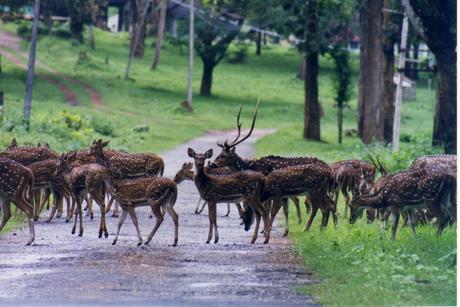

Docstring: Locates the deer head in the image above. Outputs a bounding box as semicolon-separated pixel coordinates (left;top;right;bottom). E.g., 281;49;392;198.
174;162;195;183
213;101;259;168
5;138;18;150
349;192;383;224
55;152;77;176
188;148;213;171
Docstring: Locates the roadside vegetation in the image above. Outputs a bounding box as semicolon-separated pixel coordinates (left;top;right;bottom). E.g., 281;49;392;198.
0;21;455;306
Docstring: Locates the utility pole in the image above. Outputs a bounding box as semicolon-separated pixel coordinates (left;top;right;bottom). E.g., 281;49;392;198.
23;0;40;130
183;0;194;112
392;13;409;152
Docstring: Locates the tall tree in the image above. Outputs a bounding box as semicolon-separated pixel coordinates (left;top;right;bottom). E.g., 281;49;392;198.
382;0;402;144
150;0;167;70
23;0;40;130
358;0;384;144
403;0;456;153
66;0;96;43
195;0;248;96
129;0;149;58
303;0;321;140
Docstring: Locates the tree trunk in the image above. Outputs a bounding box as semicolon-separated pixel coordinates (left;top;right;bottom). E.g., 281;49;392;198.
200;59;214;96
23;0;40;130
150;0;167;70
338;99;343;144
382;0;395;144
70;17;84;43
358;0;384;144
255;31;261;56
88;24;95;50
411;41;419;80
432;51;456;153
303;0;320;140
304;53;320;140
134;23;146;58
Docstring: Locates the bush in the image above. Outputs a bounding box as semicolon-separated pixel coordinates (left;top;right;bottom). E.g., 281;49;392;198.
90;118;116;137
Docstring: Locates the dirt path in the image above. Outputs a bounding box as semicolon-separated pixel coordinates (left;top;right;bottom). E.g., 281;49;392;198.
0;129;315;306
0;30;103;107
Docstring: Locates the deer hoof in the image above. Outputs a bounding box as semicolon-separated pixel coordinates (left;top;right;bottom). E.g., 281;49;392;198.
137;242;142;246
214;238;219;244
71;228;76;235
112;240;117;245
104;232;109;238
205;240;210;244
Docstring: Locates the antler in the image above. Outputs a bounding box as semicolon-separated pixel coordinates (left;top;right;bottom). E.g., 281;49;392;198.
217;104;244;148
368;155;387;176
224;99;260;149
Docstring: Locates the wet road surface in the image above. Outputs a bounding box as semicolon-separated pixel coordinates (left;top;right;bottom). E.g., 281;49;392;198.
0;129;316;306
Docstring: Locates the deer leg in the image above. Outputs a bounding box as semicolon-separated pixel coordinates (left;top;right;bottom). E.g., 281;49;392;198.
112;209;128;245
222;203;230;217
251;211;261;244
206;202;216;243
195;198;203;214
86;195;94;220
71;198;79;235
0;200;11;232
40;189;51;215
47;190;62;223
93;189;108;238
197;200;207;215
32;190;41;221
303;205;318;232
67;197;75;223
105;196;115;214
282;198;289;237
211;203;219;243
26;217;35;246
305;197;311;214
320;206;329;229
235;203;243;218
126;206;142;246
268;198;283;232
390;207;400;240
342;186;350;218
145;204;164;245
164;206;179;246
407;208;416;237
112;202;119;218
291;196;302;224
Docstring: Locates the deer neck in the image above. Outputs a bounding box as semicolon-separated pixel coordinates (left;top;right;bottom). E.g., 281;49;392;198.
359;193;386;209
233;155;251;171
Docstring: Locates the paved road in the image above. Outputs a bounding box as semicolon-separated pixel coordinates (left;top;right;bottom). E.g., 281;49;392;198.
0;129;316;306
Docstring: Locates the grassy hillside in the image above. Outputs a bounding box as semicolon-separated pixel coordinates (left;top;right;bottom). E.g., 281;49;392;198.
0;21;454;306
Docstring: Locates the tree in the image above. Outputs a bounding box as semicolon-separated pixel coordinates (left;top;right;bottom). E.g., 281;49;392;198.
150;0;167;70
66;0;96;43
357;0;384;144
403;0;456;153
195;0;248;96
247;0;285;56
129;0;149;58
23;0;40;130
382;0;402;144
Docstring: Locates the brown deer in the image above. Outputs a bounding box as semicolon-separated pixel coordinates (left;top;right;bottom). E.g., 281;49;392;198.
329;160;376;217
176;162;244;218
0;158;36;245
84;141;179;246
349;165;455;239
55;142;110;238
26;159;72;223
0;144;59;165
187;148;269;244
212;103;331;232
244;163;336;237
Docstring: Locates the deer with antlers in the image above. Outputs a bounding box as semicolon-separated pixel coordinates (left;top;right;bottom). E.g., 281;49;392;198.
0;158;36;245
349;164;456;239
187;148;269;244
212;103;334;234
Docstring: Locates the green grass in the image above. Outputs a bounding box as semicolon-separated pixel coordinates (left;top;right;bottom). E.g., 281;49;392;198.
0;21;455;305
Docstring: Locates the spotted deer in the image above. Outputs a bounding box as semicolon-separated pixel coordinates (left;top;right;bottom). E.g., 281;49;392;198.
329;159;376;217
212;103;332;233
349;164;456;239
176;162;244;218
0;158;36;245
26;159;72;223
0;143;59;165
188;148;269;244
55;143;111;238
85;140;179;246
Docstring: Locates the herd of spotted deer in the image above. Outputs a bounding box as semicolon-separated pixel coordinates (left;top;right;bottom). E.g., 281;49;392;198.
0;103;456;247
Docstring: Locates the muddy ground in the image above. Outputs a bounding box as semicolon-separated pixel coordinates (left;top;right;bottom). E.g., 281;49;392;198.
0;129;316;306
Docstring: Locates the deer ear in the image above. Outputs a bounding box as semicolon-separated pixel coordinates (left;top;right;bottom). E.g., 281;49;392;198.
230;147;236;153
187;148;196;158
102;140;110;147
205;149;213;159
